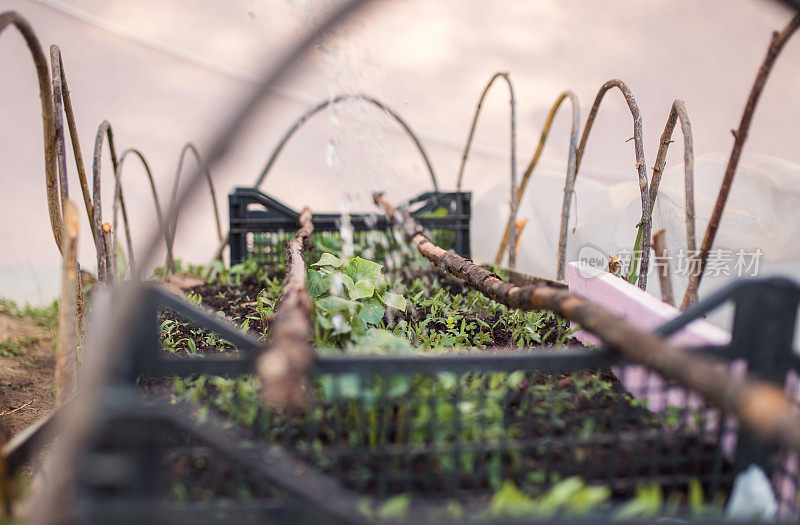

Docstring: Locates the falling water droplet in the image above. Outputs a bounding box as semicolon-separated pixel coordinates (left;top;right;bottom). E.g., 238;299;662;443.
326;141;337;167
340;195;355;258
332;313;347;332
331;273;344;296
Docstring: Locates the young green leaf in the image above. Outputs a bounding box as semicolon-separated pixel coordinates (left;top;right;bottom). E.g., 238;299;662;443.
312;252;344;268
341;256;383;286
316;295;357;313
307;269;331;298
349;279;375;300
380;291;407;312
358;297;385;325
331;272;355;296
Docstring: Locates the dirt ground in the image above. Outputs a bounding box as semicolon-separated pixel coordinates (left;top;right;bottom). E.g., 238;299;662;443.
0;312;56;437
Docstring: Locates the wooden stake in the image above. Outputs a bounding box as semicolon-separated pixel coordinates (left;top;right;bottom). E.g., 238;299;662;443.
374;192;800;453
56;200;79;406
652;229;675;307
256;208;315;409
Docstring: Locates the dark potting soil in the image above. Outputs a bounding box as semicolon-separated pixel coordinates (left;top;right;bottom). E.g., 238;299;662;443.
152;267;733;505
270;367;733;501
157;275;279;358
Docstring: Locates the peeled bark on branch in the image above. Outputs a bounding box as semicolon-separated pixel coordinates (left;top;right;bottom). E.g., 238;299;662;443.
256;208;315;409
374;192;800;454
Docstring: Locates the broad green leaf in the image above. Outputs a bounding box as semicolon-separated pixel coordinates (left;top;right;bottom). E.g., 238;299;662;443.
316;313;333;330
358;297;385;325
307;269;331;298
312;252;344;268
349;312;367;337
349;279;375;300
380;291;407;312
330;272;354;296
341;256;383;286
316;295;356;313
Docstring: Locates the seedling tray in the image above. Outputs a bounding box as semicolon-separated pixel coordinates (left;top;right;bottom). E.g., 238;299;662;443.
228;187;471;266
70;275;800;523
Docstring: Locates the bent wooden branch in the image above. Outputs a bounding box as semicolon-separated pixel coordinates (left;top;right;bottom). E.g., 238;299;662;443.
494;90;580;279
114;148;174;277
256;208;315;409
168;143;223;271
649;100;697;307
50;45;95;238
374;192;800;453
456;72;518;267
575;80;651;289
685;14;800;309
92;121;121;283
0;12;60;251
254;94;438;192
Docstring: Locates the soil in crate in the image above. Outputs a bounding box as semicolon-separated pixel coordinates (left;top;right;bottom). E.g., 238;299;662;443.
153;265;734;504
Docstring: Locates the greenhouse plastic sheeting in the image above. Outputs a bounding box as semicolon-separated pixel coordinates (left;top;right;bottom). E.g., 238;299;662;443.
474;152;800;332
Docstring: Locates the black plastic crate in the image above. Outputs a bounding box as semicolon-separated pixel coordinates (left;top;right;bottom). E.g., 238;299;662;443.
62;277;800;522
228;187;471;266
201;356;739;502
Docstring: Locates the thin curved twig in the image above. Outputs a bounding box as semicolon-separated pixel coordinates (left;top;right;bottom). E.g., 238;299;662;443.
648;100;697;306
92;121;124;282
114;148;175;278
50;47;69;213
456;72;518;266
50;45;95;238
574;79;651;289
684;14;800;309
206;92;439;265
252;93;438;191
0;12;60;250
493;90;580;281
167;143;223;272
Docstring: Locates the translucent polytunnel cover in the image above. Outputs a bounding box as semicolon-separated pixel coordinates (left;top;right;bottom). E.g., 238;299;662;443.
477;151;800;333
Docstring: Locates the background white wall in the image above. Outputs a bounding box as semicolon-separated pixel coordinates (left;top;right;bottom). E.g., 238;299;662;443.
1;0;799;305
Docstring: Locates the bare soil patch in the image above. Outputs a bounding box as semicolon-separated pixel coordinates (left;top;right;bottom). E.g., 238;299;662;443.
0;312;56;436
